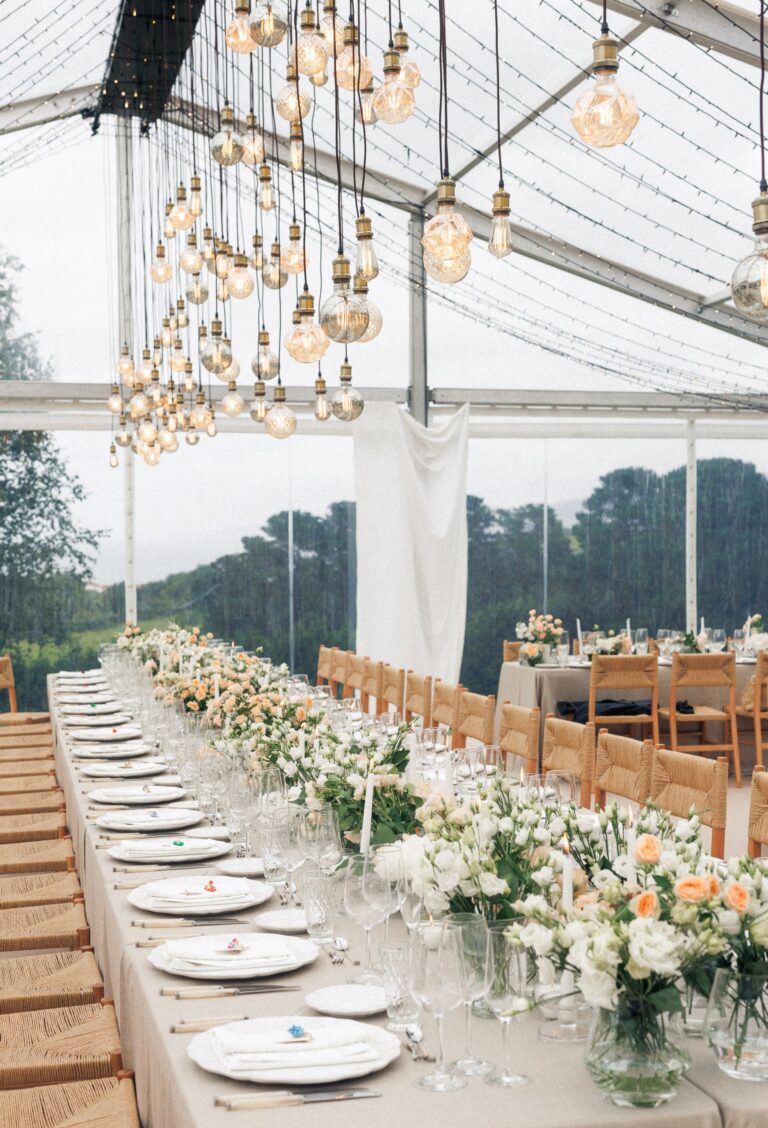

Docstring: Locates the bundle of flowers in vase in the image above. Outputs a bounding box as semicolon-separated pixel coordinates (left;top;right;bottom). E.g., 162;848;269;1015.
515;609;565;666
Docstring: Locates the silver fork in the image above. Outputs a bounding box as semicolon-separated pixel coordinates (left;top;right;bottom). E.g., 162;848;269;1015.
324;945;344;965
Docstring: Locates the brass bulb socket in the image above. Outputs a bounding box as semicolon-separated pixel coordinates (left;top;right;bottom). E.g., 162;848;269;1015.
211;317;223;336
223;337;232;349
274;385;287;403
323;0;335;12
258;329;271;346
191;175;201;191
339;364;352;382
176;185;187;201
234;252;248;268
173;337;182;349
300;6;316;30
203;225;213;239
591;32;619;73
360;78;374;94
186;232;198;248
270;241;281;256
298;290;315;314
110;382;120;395
492;188;511;216
382;48;401;74
245;111;257;130
165;201;173;215
353;271;368;294
355;214;373;240
252;233;263;248
289;119;303;142
155;243;165;259
150;368;160;383
332;254;352;283
235;1;249;13
343;22;359;47
315;377;327;394
393;27;409;52
198;325;207;340
752;191;768;235
254;380;266;396
436;177;456;205
259;163;272;183
227;381;237;392
195;391;206;405
288;222;301;240
291;308;301;324
220;104;235;125
162;317;170;328
120;343;129;355
176;297;186;311
142;348;151;360
286;60;297;80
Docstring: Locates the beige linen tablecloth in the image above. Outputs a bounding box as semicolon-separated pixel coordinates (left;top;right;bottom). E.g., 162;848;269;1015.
46;675;762;1128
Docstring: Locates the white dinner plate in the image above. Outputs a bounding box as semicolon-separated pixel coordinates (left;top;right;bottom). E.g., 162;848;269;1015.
69;725;143;742
64;713;133;728
79;759;170;779
305;984;387;1018
185;825;230;841
254;908;307;933
107;837;233;864
57;693;117;705
71;742;152;759
95;807;204;832
187;1015;400;1085
150;932;318;981
216;856;264;877
57;669;104;679
128;875;273;916
87;784;187;805
61;702;124;715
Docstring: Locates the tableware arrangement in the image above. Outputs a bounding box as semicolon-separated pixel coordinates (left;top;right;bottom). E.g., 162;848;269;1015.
107;837;232;864
64;713;134;728
72;742;153;759
69;725;143;742
128;875;272;916
95;807;204;832
148;931;319;979
80;759;170;779
88;784;188;805
254;908;307;934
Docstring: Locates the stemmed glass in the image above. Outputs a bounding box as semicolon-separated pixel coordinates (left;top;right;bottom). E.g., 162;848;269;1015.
484;922;531;1087
408;921;467;1092
711;628;727;653
373;843;404;945
733;629;746;657
343;853;391;984
269;806;307;905
545;769;578;806
301;803;344;873
447;913;493;1076
398;869;424;938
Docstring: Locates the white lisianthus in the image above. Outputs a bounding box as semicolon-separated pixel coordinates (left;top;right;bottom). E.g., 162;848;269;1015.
519;921;554;957
578;966;618;1011
478;870;508;898
626;918;683;979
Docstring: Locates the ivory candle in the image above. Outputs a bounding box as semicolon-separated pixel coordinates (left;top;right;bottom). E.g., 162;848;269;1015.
561;836;574;912
359;771;375;855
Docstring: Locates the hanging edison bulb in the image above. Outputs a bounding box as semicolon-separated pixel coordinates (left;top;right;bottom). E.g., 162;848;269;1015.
170;184;194;231
249;233;264;271
226;2;255;51
144;442;162;466
169;304;178;333
217;277;230;305
265;384;297;438
176;298;188;330
158;427;178;452
331;361;364;420
355;78;377;125
138;416;158;445
393;26;420;89
227;253;255;299
215;240;233;278
240;112;265;165
320;254;369;342
169;338;187;373
372;48;415;124
136;348;152;386
354;214;378;280
163;201;175;240
221;381;246;417
353;273;382;342
186;272;209;305
250;328;280;379
281;223;307;274
421;178;473;283
335;21;372;91
115;343;134;383
185;431;200;446
250;381;268;421
296;3;329;74
289;120;304;171
276;62;311;120
320;0;345;54
311;65;329;87
258;163;275;211
216;356;241;385
152;335;162;365
150;243;172;284
189;175;203;219
148;368;163;408
115;415;132;446
731;188;768;321
129;389;150;419
211;104;244;165
107;384;124;414
109;442;118;469
160;317;173;349
202;227;215;268
189;391;213;430
488;186;513;259
263;241;288;289
571;31;639;148
207;409;218;437
249;0;287;46
180;232;203;274
201;319;233;375
284;290;330;362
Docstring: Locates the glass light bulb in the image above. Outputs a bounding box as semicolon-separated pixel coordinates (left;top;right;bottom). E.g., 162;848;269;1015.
265;401;297;438
290;134;304;171
161;324;173;348
421;203;474;260
335;46;372;91
423;247;471;284
489;215;513;258
249;1;287;46
109;446;118;469
320;9;345;54
281;239;307;274
331;382;364;421
251;346;280;379
217;279;230;304
180;243;203;274
138;418;158;444
227;266;254;299
355;237;378;281
241;129;265;165
215;249;232;278
169;199;194;231
170;349;187;373
150;251;172;284
207;417;218;437
260;180;275;211
284;316;329;362
201;338;233;375
275;80;310;121
357;296;382;342
250;395;268;421
190;400;213;430
115;427;132;447
221;387;245;416
296;30;329;75
399;58;421;89
115;351;134;381
107;389;124;414
731;235;768;321
185;431;200;446
225;8;255;52
372;76;415;124
355;87;377;125
263;256;288;289
136;357;153;386
158;427;176;451
319;285;369;343
164;212;175;240
219;357;241;384
210;123;244;166
186;275;209;305
129;391;150;418
571;71;639;148
175;305;188;330
314;389;330;421
249;240;264;270
189;187;203;218
144;443;162;466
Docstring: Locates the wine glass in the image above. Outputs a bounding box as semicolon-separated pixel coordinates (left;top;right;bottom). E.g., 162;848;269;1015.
268;806;307;905
733;629;746;657
398;869;424;937
483;922;531;1087
447;912;493;1076
301;803;344;873
408;921;466;1092
373;843;404;945
343;853;391;984
545;769;578;806
711;628;727;653
634;628;649;655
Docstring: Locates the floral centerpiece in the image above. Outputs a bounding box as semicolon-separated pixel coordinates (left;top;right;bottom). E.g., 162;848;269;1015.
589;627;627;657
515;609;565;666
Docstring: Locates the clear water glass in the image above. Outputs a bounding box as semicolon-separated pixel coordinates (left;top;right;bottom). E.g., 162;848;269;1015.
381;946;419;1031
300;868;334;944
484;922;531;1087
343;853;390;984
634;628;649;655
409;922;467;1092
448;913;493;1077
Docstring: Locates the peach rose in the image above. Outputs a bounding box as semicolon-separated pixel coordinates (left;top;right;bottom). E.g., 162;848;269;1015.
674;876;709;903
633;833;662;865
706;874;721;898
631;890;660;918
725;882;750;914
296;707;306;722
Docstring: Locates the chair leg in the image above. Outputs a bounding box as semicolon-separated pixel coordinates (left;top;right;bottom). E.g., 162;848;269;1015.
669;711;678;751
711;827;725;860
748;836;762;859
579;777;592;810
755;713;763;768
731;715;742;789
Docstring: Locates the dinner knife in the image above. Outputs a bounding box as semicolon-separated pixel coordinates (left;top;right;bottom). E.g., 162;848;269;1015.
214;1088;381;1110
161;984;302;999
131;918;250;927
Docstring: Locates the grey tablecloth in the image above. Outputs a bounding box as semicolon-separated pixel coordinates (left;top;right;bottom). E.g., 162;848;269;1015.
46;675;764;1128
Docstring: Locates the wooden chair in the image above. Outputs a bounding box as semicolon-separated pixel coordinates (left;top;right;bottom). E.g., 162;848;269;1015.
0;760;55;779
747;768;768;858
0;872;82;911
588;655;660;745
659;652;741;788
0;657;49;725
650;747;728;859
379;664;406;716
498;703;540;777
360;659;383;715
0;812;68;845
316;645;333;687
0;789;64;816
328;648;350;700
455;690;496;750
0;722;52;740
0;838;76;875
344;653;367;700
0;734;53;753
594;730;655;808
0;999;123;1088
0;901;90;952
431;680;464;741
503;640;521;663
542;714;596;809
0;772;58;796
0;746;53;763
0;1076;140;1128
735;651;768;767
404;672;433;728
0;950;103;1015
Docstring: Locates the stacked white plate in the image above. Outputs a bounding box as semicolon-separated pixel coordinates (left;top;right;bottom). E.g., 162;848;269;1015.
149;931;317;979
61;702;124;716
79;759;171;780
69;725;143;742
128;874;272;916
95;807;203;832
57;693;117;705
57;669;104;680
87;784;187;805
108;837;232;864
64;714;133;728
72;742;153;760
187;1015;400;1085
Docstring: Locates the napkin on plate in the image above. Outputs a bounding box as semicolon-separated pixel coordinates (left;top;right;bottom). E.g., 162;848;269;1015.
164;934;292;974
117;838;218;858
147;877;252;910
212;1019;376;1070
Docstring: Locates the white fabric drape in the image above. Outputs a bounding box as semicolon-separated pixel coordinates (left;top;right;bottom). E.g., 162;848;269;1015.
353;403;469;683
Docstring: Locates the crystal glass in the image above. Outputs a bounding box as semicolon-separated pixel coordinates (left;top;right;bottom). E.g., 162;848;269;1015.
535;967;590;1043
343;853;390;984
381;945;419;1031
705;969;768;1080
261;821;289;894
268;806;306;905
483;922;531;1087
544;769;578;806
556;630;570;666
586;1005;689;1106
301;803;343;872
733;629;746;656
711;628;727;653
398;869;424;936
300;868;334;944
447;913;493;1076
634;628;649;655
409;922;467;1091
373;842;404;946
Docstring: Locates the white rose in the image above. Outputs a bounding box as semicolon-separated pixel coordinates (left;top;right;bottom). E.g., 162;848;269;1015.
578;966;618;1011
717;909;742;936
519;922;554;957
478;871;508;898
626;918;683;978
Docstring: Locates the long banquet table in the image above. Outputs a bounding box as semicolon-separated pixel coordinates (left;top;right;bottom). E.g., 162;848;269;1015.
47;674;768;1128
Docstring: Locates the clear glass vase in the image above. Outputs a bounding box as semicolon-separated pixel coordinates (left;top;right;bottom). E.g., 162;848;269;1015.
585;1004;690;1108
705;969;768;1081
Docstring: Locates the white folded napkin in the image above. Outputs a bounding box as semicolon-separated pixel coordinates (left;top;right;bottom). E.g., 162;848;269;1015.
164;934;292;973
118;837;217;858
103;809;197;829
147;877;252;910
213;1019;376;1071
